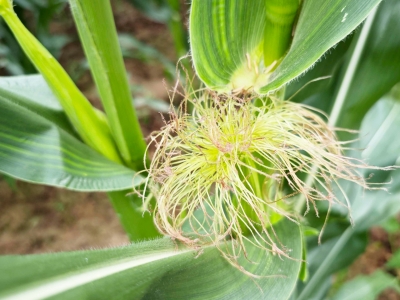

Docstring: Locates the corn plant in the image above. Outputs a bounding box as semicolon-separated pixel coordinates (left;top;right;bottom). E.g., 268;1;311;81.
0;0;68;74
0;0;400;299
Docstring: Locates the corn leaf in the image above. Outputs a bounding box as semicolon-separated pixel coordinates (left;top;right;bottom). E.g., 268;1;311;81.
0;75;75;134
190;0;382;94
286;0;400;140
0;76;140;191
69;0;146;170
330;271;400;300
350;97;400;230
296;94;400;300
0;219;302;300
107;191;161;242
332;0;400;131
0;1;122;163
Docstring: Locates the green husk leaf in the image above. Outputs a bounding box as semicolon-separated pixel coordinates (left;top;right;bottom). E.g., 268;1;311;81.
190;0;382;94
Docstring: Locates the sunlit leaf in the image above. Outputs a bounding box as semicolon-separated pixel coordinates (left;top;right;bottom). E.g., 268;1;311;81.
0;220;302;300
70;0;147;169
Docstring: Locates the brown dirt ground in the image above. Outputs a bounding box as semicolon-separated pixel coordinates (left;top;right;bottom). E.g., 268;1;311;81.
0;180;129;254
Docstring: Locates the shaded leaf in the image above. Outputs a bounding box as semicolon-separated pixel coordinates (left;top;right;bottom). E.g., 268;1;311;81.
336;0;400;131
0;75;74;134
107;190;161;242
0;91;140;192
285;38;353;111
297;96;400;299
119;33;175;78
330;271;400;300
351;97;400;230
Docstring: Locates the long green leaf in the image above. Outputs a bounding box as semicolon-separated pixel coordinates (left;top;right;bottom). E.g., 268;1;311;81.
69;0;146;170
326;5;379;127
286;0;400;128
260;0;382;93
0;220;302;300
190;0;382;94
287;1;383;136
67;0;161;238
0;85;140;192
0;0;122;163
333;0;400;131
297;95;400;300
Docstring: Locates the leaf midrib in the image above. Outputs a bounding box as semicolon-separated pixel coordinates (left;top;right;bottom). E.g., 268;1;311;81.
0;249;192;300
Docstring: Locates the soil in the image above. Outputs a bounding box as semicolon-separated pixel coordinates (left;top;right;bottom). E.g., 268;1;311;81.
0;180;129;254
